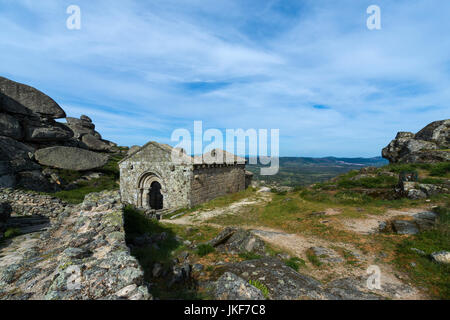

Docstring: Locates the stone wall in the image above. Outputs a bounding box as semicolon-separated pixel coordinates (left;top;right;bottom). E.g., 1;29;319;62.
0;188;68;218
0;190;150;300
190;164;245;207
119;143;192;210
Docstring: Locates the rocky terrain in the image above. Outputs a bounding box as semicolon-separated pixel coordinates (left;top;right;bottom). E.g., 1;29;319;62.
0;190;150;300
0;83;448;302
0;76;119;191
383;120;449;163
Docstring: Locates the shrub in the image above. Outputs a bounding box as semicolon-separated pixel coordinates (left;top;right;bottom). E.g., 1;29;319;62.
239;252;262;260
429;162;450;177
248;279;269;299
419;177;444;185
306;249;322;267
337;175;397;189
284;257;306;271
4;228;21;239
48;153;125;204
387;163;431;173
196;244;215;257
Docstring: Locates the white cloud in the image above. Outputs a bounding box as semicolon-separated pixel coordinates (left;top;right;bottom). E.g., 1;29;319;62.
0;0;449;156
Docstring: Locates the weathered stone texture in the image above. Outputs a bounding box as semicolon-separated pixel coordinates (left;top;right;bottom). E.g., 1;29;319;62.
382;119;449;163
0;76;121;191
35;146;109;171
0;190;151;300
0;76;66;118
119;142;192;210
191;165;245;207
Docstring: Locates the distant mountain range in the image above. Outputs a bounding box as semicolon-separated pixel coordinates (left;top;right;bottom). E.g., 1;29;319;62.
246;156;388;187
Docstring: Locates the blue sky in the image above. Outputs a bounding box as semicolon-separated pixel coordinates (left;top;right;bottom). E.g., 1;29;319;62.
0;0;449;157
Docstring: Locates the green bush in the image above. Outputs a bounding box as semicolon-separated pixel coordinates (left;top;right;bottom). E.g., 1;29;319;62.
196;244;215;257
419;177;444;185
4;228;21;239
284;257;306;271
387;163;431;173
306;250;322;267
429;162;450;177
239;252;262;260
249;279;269;299
47;153;125;204
337;175;397;189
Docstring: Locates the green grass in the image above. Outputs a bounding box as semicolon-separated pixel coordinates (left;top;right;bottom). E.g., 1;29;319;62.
123;205;180;264
248;279;269;299
393;204;450;299
196;244;215;257
48;153;125;204
284;257;306;271
419;177;446;185
385;162;450;178
429;162;450;177
306;249;323;267
337;175;398;189
3;228;21;239
239;252;263;260
122;205;207;300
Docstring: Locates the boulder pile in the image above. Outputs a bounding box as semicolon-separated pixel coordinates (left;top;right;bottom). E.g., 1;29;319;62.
0;76;118;191
382;120;450;163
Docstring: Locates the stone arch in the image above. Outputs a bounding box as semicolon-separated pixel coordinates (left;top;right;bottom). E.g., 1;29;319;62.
136;172;167;209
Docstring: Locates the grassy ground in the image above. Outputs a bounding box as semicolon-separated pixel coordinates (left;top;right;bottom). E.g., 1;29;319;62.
46;153;125;204
204;162;449;298
393;204;450;299
123;204;304;299
165;187;258;219
43;157;449;299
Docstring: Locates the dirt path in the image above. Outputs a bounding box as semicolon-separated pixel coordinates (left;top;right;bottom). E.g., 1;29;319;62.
339;207;430;234
162;191;428;299
164;193;271;226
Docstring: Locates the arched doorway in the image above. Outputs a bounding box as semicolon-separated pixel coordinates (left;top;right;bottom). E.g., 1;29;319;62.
149;181;163;210
137;172;165;209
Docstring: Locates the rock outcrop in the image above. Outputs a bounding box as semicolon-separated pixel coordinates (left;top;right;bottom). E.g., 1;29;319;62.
35;147;109;171
382;120;450;163
207;227;266;255
0;190;151;300
0;76;119;191
213;272;266;300
0;76;66;119
212;257;386;300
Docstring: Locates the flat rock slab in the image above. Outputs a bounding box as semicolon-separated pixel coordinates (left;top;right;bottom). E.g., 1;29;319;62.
220;258;325;300
213;272;266;300
309;246;344;264
392;220;419;235
0;76;66;119
208;227;266;255
35;146;108;171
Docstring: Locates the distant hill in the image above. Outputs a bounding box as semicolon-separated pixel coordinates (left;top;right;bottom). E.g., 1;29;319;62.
246;156;388;187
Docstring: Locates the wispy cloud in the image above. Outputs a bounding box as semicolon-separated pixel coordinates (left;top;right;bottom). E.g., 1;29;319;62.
0;0;449;157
